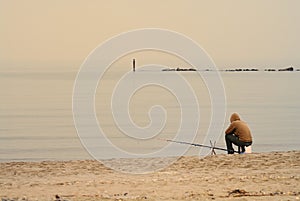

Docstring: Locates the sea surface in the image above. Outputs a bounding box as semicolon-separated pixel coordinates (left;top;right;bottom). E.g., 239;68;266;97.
0;68;299;162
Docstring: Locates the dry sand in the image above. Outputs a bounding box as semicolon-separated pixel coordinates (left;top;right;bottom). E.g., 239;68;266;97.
1;151;299;201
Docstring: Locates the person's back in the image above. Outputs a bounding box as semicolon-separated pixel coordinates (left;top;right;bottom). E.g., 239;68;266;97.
226;120;252;142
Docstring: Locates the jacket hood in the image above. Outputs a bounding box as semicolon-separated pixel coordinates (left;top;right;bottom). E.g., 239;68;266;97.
230;113;240;123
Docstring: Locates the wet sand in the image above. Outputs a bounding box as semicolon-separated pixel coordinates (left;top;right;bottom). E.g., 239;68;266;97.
1;151;299;201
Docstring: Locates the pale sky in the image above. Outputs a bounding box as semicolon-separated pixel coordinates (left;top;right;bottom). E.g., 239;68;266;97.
1;0;300;69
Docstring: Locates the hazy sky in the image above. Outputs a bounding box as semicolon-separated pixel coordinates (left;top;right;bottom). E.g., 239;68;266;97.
1;0;300;69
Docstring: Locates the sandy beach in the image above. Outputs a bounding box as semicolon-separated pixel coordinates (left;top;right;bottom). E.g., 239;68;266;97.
1;151;299;201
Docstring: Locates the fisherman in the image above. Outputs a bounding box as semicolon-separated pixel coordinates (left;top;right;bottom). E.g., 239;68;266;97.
225;113;252;154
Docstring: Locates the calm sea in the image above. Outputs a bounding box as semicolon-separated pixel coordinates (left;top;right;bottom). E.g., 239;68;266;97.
0;68;299;162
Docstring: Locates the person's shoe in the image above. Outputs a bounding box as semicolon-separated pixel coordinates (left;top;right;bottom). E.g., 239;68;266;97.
228;150;235;154
239;152;246;154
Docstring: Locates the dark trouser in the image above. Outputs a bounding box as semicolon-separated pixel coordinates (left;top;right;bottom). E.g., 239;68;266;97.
225;134;252;154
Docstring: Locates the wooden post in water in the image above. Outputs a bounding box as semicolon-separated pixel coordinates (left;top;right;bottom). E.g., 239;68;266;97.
132;58;136;72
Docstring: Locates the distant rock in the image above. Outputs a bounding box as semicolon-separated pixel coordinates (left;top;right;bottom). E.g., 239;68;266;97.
162;68;196;71
162;68;176;71
278;66;294;71
225;68;258;72
264;68;276;71
242;68;258;71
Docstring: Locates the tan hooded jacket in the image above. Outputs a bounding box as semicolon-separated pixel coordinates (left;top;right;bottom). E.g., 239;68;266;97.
225;113;252;142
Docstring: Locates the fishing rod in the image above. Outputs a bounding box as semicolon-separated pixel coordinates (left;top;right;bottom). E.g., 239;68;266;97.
159;138;239;153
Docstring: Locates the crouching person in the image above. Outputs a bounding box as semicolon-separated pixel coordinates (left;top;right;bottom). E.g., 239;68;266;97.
225;113;252;154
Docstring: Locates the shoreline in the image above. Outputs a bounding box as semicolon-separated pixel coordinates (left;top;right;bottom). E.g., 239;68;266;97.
1;149;299;163
1;151;299;201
